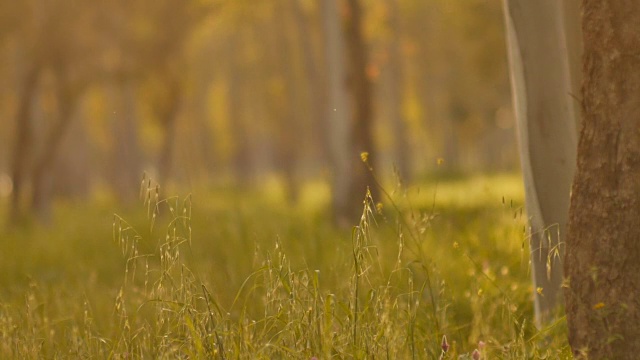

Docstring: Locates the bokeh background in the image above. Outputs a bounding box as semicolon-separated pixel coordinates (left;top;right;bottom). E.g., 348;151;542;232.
0;0;516;226
0;2;569;358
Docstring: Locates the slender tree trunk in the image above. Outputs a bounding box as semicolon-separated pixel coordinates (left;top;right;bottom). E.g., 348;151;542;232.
222;32;255;186
565;2;640;358
191;69;217;177
52;109;91;200
291;0;330;169
443;94;463;169
321;0;352;226
157;77;182;185
502;0;581;327
344;0;378;212
271;0;300;203
387;0;411;183
108;80;143;200
31;76;79;222
9;64;40;224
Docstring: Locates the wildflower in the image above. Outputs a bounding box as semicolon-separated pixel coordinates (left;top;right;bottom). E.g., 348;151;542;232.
453;241;459;249
441;335;450;353
360;152;369;162
478;340;486;349
375;202;384;214
437;158;445;166
472;349;481;360
536;287;544;296
593;302;605;310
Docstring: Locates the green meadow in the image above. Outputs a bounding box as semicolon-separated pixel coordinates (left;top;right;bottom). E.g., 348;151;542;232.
0;173;570;359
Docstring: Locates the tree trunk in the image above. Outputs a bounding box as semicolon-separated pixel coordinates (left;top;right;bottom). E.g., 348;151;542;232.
387;0;411;183
108;80;143;201
52;113;91;200
31;75;79;223
565;2;640;358
344;0;378;217
9;64;40;224
157;77;182;185
291;0;330;170
321;0;352;226
271;0;300;203
220;35;253;185
502;0;581;327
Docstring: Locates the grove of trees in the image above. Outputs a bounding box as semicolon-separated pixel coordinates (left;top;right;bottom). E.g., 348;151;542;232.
2;0;640;357
0;0;516;226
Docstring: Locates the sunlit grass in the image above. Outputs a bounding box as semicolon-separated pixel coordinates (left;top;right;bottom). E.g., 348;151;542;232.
0;173;571;358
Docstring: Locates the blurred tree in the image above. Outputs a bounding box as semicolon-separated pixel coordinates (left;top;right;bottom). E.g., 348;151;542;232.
8;0;105;223
52;110;91;201
291;0;330;170
225;38;253;185
118;0;216;185
266;0;303;201
30;62;89;221
218;3;280;186
344;0;378;215
323;0;378;225
322;0;351;225
385;0;411;183
107;81;143;200
182;29;219;181
401;0;512;172
9;61;40;224
89;1;145;200
503;0;581;326
147;5;188;184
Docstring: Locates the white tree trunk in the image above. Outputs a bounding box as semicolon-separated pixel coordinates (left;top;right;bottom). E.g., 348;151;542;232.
321;0;352;226
502;0;581;327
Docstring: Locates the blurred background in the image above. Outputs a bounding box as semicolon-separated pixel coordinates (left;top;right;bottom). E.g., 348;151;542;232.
0;0;517;226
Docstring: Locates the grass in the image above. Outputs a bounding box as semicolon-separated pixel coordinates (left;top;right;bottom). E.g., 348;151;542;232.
0;172;571;359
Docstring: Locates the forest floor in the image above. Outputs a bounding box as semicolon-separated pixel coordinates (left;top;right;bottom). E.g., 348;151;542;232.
0;172;571;359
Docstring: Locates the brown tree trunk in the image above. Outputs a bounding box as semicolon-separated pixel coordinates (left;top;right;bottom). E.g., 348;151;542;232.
157;77;182;185
271;0;300;203
9;64;40;224
387;0;411;183
565;1;640;358
291;0;330;169
108;80;143;201
31;75;79;222
227;69;252;185
219;35;250;185
344;0;378;214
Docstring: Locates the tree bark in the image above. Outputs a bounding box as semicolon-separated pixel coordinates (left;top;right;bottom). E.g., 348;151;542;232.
565;1;640;358
502;0;581;327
